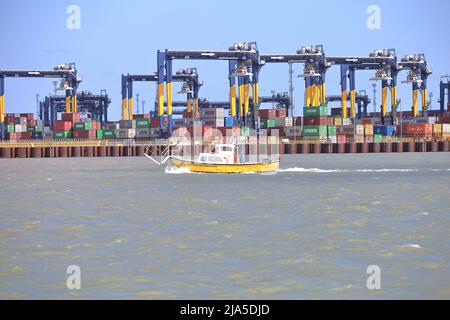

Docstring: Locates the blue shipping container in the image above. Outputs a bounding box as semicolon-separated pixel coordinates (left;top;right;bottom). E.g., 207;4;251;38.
374;125;396;136
224;117;235;127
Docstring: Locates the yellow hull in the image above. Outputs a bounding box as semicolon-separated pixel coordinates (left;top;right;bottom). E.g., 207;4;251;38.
170;158;279;174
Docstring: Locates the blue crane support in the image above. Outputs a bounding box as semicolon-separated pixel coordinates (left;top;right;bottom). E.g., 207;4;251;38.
439;76;450;115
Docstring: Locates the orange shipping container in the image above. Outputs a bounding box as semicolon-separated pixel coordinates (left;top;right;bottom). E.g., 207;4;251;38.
54;121;73;131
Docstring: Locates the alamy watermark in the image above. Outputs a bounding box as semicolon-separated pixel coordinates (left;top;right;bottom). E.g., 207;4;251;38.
366;265;381;290
66;5;81;30
66;265;81;290
367;5;381;30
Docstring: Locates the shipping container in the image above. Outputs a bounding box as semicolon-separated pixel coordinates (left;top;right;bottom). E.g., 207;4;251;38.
303;106;328;117
116;129;136;139
53;131;72;139
224;117;235;127
355;125;365;135
74;122;94;131
259;109;277;119
364;124;374;136
54;121;73;131
119;120;136;129
261;119;276;129
328;126;337;137
374;125;396;136
73;130;97;139
240;127;251;137
104;122;120;130
302;126;328;137
62;112;81;122
201;108;225;118
336;135;346;144
203;119;224;128
135;118;151;129
135;129;151;138
14;124;27;133
303;116;329;126
276;109;287;118
397;124;433;136
336;125;355;135
182;112;201;119
133;114;151;119
103;129;116;139
285;127;302;138
6;124;15;133
373;134;383;143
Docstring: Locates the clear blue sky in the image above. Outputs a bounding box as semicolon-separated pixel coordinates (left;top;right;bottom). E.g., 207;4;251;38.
1;0;449;120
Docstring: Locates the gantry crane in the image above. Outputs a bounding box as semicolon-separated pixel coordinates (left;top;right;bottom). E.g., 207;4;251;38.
121;68;203;121
327;49;398;122
0;63;81;138
260;45;329;110
158;42;261;133
396;54;432;118
40;90;111;128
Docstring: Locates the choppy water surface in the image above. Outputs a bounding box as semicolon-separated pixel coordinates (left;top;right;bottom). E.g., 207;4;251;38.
0;153;449;299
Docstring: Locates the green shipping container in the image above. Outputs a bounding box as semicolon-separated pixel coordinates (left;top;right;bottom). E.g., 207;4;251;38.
7;124;15;133
135;119;151;129
261;119;276;129
103;129;116;139
96;130;104;139
374;134;383;143
303;105;328;117
27;126;35;132
53;131;72;139
74;122;93;131
240;127;250;137
302;126;328;137
327;126;337;137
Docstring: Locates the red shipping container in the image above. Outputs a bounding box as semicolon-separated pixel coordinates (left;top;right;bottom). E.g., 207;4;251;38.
361;119;373;125
303;116;329;126
398;124;433;136
62;112;81;122
218;127;240;137
182;112;201;119
27;120;37;127
259;109;277;119
54;121;73;131
150;118;160;128
439;116;450;124
73;130;97;139
337;135;347;144
6;132;19;140
133;114;151;119
294;117;303;126
276;109;287;118
18;132;32;140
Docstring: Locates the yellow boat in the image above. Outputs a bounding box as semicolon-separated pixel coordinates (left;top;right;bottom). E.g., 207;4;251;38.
169;144;280;174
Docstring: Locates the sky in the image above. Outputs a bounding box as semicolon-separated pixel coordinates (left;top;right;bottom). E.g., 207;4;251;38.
1;0;449;120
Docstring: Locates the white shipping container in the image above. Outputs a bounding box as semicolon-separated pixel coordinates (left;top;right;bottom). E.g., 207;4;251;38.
116;129;136;139
15;124;27;133
201;108;225;118
355;125;364;135
443;124;450;134
342;118;352;126
285;127;302;137
284;117;293;127
203;119;224;128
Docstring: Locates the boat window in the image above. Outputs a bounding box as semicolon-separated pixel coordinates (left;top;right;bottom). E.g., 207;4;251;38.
200;156;208;162
222;146;232;152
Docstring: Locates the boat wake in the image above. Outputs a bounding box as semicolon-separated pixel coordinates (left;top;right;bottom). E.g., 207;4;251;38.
164;165;195;175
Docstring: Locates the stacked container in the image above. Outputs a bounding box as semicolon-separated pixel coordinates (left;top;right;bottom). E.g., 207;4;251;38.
201;108;224;128
302;106;333;142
